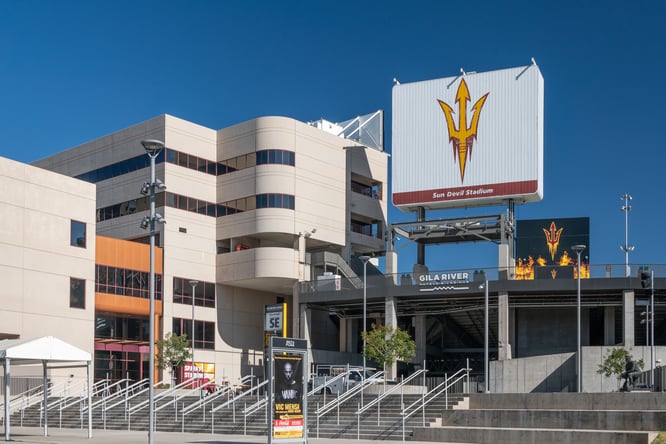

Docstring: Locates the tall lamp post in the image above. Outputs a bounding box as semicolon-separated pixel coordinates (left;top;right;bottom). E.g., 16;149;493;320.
571;244;586;393
620;194;634;277
484;279;489;393
644;271;655;388
189;280;199;388
359;255;371;407
139;139;166;444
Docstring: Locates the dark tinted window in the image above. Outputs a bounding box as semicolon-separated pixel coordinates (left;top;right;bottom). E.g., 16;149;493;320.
70;278;85;309
70;220;86;248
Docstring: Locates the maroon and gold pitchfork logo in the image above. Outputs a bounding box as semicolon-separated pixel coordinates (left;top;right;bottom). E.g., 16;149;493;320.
438;79;489;183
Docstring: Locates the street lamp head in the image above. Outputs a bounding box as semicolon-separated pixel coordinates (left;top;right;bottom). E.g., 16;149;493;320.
140;182;151;195
571;245;586;254
141;139;165;156
189;280;199;288
359;255;371;262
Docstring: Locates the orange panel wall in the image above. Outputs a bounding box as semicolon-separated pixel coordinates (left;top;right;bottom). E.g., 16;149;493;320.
95;235;163;273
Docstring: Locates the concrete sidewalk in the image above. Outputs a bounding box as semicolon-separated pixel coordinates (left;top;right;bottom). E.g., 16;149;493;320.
5;427;470;444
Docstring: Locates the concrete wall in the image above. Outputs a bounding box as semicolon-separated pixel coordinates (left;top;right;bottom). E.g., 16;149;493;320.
491;346;666;393
491;352;576;393
0;156;96;383
468;392;666;410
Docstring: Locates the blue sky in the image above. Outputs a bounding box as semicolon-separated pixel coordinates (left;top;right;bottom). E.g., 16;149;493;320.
1;1;665;274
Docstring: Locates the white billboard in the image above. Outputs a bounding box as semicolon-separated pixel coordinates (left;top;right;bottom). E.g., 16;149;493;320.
392;64;544;211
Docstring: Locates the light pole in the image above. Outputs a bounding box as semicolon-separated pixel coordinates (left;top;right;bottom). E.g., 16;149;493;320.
648;270;655;388
571;244;586;393
359;255;371;406
139;139;166;444
484;279;489;393
189;280;199;388
620;194;634;277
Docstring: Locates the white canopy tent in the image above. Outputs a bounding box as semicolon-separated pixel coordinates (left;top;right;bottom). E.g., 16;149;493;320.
0;336;92;441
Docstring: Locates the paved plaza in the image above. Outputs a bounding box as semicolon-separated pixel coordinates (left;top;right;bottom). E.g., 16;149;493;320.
5;427;466;444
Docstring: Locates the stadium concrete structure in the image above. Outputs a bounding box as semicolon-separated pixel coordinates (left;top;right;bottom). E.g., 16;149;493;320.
1;112;663;393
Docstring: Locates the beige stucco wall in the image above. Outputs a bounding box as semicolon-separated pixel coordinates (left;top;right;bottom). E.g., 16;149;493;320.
0;156;96;382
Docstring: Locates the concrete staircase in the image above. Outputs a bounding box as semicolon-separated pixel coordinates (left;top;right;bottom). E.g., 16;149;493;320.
412;393;666;444
10;390;465;440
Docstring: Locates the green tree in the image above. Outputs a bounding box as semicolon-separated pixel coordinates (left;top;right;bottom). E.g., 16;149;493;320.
361;323;416;370
597;347;644;389
156;333;191;378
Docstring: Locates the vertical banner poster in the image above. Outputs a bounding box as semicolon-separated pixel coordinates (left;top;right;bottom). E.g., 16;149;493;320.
273;355;304;439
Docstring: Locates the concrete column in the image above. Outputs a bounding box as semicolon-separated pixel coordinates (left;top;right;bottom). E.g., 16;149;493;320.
385;296;398;379
623;290;635;347
339;316;348;352
385;250;399;285
292;288;300;338
497;291;512;360
414;315;426;365
604;306;616;346
300;303;313;365
300;303;311;344
346;318;356;353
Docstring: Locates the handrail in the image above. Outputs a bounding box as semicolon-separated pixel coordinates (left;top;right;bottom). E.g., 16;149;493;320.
315;371;385;418
126;377;176;414
401;365;470;440
181;374;255;415
41;379;96;412
306;372;347;396
401;367;467;419
211;378;268;413
356;369;426;415
67;378;126;411
155;378;210;413
1;384;44;414
97;378;150;412
242;395;268;435
242;395;267;415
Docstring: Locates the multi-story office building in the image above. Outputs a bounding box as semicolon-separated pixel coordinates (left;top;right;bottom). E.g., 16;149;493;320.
34;113;389;383
0;156;96;380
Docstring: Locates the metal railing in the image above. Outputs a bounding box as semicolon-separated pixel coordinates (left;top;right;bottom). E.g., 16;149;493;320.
126;377;182;429
0;384;44;418
307;372;348;397
38;379;102;428
91;378;148;430
211;377;267;434
401;363;470;441
356;369;427;439
300;263;666;295
241;394;268;434
180;375;257;432
314;371;385;438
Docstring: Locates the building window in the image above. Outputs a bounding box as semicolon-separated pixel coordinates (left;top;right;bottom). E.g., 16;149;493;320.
173;318;215;350
70;278;86;309
70;220;86;248
95;265;162;300
96;191;296;223
74;148;295;184
173;278;215;308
